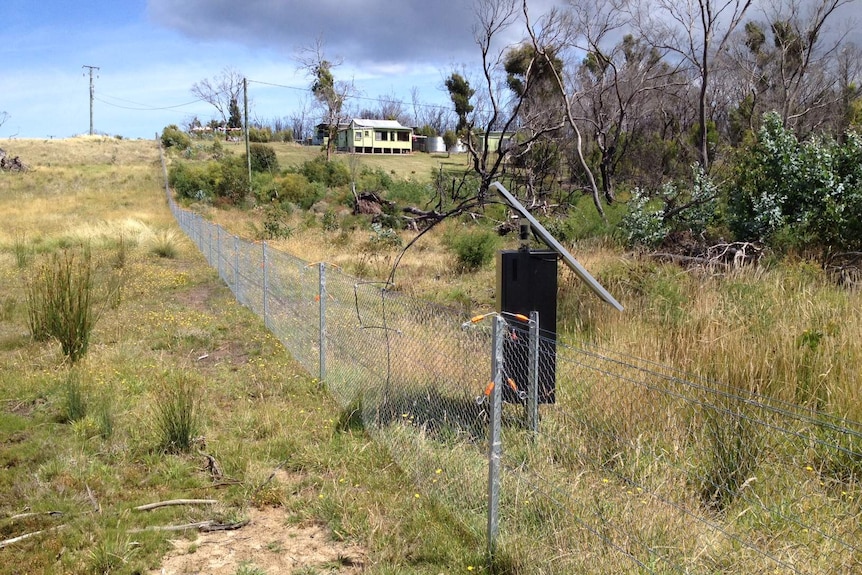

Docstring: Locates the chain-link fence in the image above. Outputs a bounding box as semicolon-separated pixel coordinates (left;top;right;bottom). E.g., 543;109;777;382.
162;152;861;574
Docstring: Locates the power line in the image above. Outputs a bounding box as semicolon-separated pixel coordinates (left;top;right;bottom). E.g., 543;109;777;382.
247;78;453;113
95;94;206;111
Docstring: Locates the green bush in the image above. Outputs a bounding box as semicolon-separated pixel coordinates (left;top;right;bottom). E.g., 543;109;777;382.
275;173;324;210
259;205;293;240
358;166;394;191
161;125;191;150
248;143;279;173
447;228;498;272
214;156;250;205
274;129;294;142
621;165;719;249
299;155;350;187
168;161;216;201
387;180;431;205
248;126;273;143
728;112;862;255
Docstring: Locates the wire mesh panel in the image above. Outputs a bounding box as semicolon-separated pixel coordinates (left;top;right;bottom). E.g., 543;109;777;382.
496;337;862;574
161;157;862;574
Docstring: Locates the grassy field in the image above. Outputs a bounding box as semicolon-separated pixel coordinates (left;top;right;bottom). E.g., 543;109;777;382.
0;137;485;574
3;136;860;573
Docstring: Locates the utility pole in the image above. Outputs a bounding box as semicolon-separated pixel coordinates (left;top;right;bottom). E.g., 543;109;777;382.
244;77;251;189
82;65;100;135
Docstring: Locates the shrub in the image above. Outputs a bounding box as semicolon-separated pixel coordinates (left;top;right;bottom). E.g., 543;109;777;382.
728;112;862;255
248;126;272;143
358;166;394;191
275;173;324;210
620;164;719;249
248;143;279;173
261;205;293;240
447;228;497;272
387;180;431;205
168;161;216;201
274;129;294;142
26;248;97;363
299;155;350;187
214;156;250;205
161;125;191;150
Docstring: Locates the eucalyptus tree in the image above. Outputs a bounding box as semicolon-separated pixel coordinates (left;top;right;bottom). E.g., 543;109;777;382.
736;0;855;135
561;0;690;201
503;43;567;204
632;0;754;170
298;38;356;160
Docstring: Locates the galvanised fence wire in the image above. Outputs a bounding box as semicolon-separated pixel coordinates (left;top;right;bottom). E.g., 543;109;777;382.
162;154;861;574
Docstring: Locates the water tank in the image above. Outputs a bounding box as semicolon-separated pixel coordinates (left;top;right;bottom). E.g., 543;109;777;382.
426;136;446;153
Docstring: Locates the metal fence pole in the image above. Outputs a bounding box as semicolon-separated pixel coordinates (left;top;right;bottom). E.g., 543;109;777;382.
233;235;239;302
487;314;504;564
318;262;327;384
263;241;269;329
527;311;540;434
216;226;222;280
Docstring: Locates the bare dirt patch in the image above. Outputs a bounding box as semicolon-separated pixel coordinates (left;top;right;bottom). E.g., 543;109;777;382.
148;506;365;574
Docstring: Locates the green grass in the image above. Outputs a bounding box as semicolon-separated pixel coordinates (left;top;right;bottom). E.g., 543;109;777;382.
0;138;484;574
5;137;860;574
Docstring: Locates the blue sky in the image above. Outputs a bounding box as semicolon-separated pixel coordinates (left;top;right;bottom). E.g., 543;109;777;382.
2;1;486;139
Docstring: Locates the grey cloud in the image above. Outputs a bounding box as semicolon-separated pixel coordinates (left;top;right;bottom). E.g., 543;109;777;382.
147;0;482;67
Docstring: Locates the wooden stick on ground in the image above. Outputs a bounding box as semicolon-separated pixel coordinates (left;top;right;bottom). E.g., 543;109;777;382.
133;499;218;512
0;526;65;549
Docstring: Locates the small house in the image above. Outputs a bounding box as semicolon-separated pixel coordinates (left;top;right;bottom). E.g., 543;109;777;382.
336;119;413;154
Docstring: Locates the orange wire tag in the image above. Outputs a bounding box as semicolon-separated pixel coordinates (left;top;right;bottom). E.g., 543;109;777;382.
512;313;529;322
483;381;495;396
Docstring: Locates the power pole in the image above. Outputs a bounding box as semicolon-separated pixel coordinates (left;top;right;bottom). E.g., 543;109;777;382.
244;77;251;189
82;65;100;135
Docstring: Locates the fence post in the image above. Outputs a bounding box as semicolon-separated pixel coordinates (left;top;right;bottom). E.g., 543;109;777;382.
263;241;269;329
527;311;540;434
318;262;327;384
233;235;240;302
487;314;504;564
216;226;222;281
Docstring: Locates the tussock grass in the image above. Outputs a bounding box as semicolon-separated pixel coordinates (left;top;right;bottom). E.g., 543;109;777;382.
151;371;200;453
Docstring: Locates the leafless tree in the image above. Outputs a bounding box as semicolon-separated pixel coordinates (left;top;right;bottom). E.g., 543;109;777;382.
410;86;451;134
522;2;608;218
191;67;246;127
763;0;852;132
562;0;688;201
632;0;754;170
457;0;567;205
719;0;856;139
289;96;313;143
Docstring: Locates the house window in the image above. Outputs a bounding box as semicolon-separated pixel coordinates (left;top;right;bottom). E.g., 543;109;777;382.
397;131;410;142
354;132;362;141
375;131;387;141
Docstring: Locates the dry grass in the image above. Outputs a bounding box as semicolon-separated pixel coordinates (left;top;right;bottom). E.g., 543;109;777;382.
0;138;485;574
